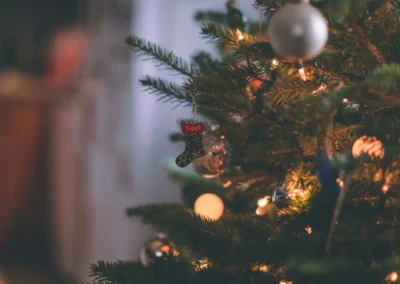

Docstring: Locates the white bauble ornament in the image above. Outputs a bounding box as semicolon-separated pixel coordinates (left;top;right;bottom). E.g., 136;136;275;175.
140;233;177;267
194;193;224;221
352;136;385;160
268;1;328;62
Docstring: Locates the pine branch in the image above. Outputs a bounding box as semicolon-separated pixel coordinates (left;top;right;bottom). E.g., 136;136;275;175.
125;35;197;77
268;80;321;106
89;261;145;284
139;76;192;106
183;76;252;115
369;3;400;33
201;23;261;47
325;64;400;109
90;260;193;284
191;52;221;74
200;23;275;64
352;23;386;64
286;256;381;284
308;53;369;82
127;204;283;266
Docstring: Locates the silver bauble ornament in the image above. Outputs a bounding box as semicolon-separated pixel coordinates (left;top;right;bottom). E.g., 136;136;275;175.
268;1;328;62
192;126;229;178
140;233;177;267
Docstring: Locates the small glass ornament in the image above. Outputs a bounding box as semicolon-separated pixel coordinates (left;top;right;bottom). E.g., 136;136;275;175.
140;233;178;267
192;126;229;178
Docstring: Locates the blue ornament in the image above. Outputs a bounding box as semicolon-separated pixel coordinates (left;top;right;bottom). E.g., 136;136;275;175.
316;148;340;200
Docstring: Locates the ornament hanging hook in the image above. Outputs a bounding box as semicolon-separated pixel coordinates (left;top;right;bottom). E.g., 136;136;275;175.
191;95;196;123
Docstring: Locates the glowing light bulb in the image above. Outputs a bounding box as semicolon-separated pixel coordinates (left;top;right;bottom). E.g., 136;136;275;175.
343;98;349;103
390;272;398;282
192;258;211;271
382;184;390;194
336;178;344;188
298;68;307;81
272;59;279;66
259;265;268;272
194;193;224;221
312;83;327;94
223;181;232;188
305;226;312;234
256;207;266;216
257;197;268;207
236;29;244;41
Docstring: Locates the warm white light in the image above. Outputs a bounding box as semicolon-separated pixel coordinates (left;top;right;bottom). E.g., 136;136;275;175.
194;193;224;221
192;258;211;271
390;272;398;282
312;83;327;94
343;98;349;103
272;59;279;66
256;207;266;216
257;197;268;207
336;178;344;188
382;184;390;194
305;226;312;234
236;29;244;41
298;68;307;81
223;181;232;188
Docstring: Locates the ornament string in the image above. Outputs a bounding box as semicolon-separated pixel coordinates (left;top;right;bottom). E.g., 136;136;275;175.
325;175;350;255
191;94;197;123
325;113;334;158
325;82;346;255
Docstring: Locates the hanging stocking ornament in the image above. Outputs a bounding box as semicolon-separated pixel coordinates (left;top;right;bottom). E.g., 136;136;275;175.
176;98;206;168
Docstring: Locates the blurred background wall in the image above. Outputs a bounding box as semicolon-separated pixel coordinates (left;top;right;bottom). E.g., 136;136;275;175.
51;0;259;282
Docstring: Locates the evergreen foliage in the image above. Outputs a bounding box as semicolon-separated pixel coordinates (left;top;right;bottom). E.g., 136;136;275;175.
90;0;400;283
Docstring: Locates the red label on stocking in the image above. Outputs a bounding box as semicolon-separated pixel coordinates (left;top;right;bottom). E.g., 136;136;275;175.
182;123;204;134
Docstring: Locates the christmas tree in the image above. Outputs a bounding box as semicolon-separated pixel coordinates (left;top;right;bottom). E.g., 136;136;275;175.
89;0;400;283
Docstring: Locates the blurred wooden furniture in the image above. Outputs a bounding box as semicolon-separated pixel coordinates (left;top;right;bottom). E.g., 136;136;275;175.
0;82;52;258
0;74;73;282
